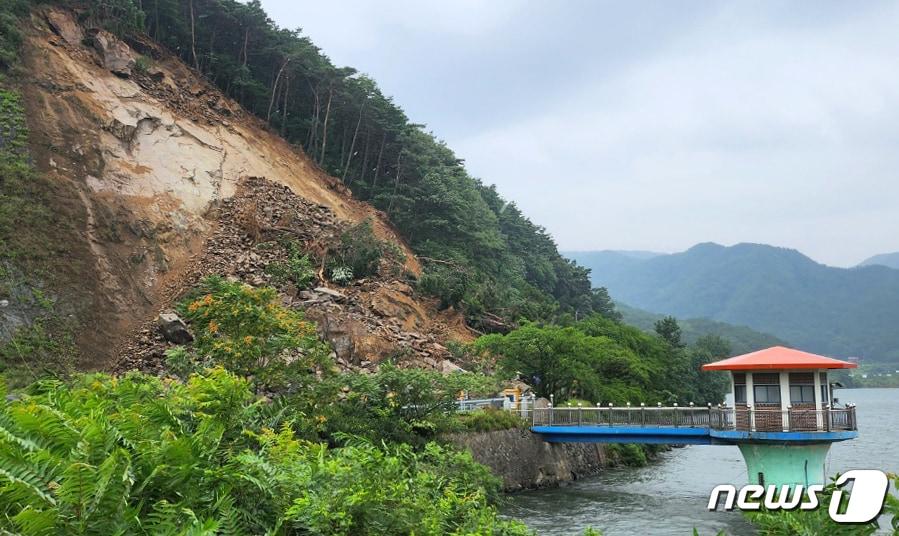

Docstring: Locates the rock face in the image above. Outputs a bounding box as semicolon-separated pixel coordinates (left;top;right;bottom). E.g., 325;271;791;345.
87;29;136;77
45;8;83;45
446;429;615;491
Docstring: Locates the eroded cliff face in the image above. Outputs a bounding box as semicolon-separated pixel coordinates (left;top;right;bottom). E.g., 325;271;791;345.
11;7;466;370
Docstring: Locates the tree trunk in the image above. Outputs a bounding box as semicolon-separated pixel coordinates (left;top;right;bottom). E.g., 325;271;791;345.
318;86;333;165
280;71;290;137
241;29;249;67
342;101;366;183
339;125;348;170
355;129;371;188
306;84;320;153
205;27;216;74
189;0;199;71
153;0;160;41
372;130;386;189
267;57;290;124
387;152;402;215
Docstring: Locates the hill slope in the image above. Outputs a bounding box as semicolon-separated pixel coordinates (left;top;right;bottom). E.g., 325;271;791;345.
1;6;464;370
572;243;899;363
858;252;899;270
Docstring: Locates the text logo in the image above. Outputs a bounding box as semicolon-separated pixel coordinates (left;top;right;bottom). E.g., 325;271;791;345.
708;469;889;524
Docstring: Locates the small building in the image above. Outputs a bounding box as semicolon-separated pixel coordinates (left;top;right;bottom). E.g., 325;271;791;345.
703;346;858;486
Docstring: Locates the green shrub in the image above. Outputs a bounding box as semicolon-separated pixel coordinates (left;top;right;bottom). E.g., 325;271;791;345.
607;444;648;467
0;368;531;535
300;363;499;446
328;220;405;282
0;1;27;71
0;314;77;387
133;55;152;74
744;474;886;535
329;265;353;286
454;407;528;433
265;240;316;288
176;276;331;385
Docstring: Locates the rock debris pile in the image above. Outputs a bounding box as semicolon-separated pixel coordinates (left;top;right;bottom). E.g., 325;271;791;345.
116;177;463;375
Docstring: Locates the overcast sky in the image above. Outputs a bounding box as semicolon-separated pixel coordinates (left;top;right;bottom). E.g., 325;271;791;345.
260;1;899;267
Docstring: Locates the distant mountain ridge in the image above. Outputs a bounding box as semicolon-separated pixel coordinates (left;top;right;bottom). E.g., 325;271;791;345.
569;243;899;363
616;303;787;356
858;251;899;270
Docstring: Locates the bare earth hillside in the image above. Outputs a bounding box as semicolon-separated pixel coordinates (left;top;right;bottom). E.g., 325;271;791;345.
15;7;468;371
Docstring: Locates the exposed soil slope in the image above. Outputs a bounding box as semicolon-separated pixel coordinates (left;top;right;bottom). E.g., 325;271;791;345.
14;7;466;370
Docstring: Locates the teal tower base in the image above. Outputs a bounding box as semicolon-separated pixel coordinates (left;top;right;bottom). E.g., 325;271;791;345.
738;443;831;486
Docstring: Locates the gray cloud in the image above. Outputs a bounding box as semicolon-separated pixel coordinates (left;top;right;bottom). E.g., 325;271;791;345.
261;1;899;266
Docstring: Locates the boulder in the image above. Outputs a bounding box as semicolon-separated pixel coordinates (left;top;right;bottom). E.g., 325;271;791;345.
45;9;83;46
157;312;193;344
311;314;395;366
87;29;136;77
313;286;346;301
441;360;465;374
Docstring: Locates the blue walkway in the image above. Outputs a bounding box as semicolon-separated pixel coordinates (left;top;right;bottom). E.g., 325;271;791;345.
530;425;857;445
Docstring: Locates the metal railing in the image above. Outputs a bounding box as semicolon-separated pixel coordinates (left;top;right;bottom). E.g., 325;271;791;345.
455;397;508;413
522;402;857;433
708;405;857;433
529;404;714;428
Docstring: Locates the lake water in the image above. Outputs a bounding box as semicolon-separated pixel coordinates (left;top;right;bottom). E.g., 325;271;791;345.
504;388;898;535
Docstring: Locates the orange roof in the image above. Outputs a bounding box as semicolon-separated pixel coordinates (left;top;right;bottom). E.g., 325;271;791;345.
702;346;858;371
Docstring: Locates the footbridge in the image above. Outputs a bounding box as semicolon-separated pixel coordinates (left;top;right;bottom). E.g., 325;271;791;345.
520;404;857;445
468;346;862;486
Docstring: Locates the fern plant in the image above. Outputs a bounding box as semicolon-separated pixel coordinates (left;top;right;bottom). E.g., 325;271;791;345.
0;369;531;535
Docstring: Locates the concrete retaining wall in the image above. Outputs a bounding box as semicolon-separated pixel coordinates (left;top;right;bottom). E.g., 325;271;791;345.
446;428;616;491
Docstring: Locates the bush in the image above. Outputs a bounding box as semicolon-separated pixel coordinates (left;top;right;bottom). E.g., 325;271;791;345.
454;407;528;433
265;240;316;288
133;55;151;74
330;265;353;286
0;1;27;71
0;369;531;535
328;220;405;282
176;276;331;386
299;364;499;445
607;443;648;467
744;474;888;535
0;314;77;387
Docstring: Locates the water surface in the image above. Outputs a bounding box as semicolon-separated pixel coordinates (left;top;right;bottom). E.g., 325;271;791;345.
504;388;898;535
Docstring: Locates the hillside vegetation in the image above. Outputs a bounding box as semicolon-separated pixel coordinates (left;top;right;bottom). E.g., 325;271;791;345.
571;243;899;363
616;303;786;356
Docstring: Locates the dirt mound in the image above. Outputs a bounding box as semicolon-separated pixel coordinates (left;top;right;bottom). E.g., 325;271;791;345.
114;177;468;375
12;7;459;371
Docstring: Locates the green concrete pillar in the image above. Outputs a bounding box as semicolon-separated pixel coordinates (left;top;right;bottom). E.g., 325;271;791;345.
738;443;831;486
